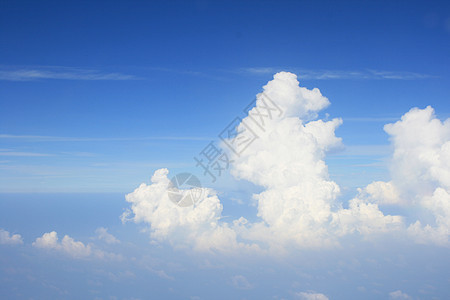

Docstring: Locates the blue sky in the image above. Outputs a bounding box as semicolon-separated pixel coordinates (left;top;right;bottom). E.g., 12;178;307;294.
1;1;450;299
1;0;449;193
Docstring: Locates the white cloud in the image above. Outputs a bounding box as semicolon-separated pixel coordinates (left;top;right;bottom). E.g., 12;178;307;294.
123;169;260;253
226;72;401;248
240;67;433;80
296;291;329;300
33;231;91;258
389;290;412;299
362;181;403;205
0;66;137;81
95;227;120;244
230;275;253;290
407;187;450;246
0;150;52;157
368;106;450;246
124;72;448;254
332;197;403;237
0;134;211;142
384;106;450;193
33;231;122;260
335;106;450;246
0;229;23;245
124;72;351;251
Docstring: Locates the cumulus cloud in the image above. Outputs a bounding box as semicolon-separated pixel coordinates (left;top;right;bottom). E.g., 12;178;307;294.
124;72;449;253
324;105;450;246
358;106;450;246
33;231;122;260
224;72;402;249
389;290;412;299
123;169;260;253
124;72;354;251
362;181;403;205
296;291;329;300
95;227;120;244
385;106;450;193
0;229;23;245
407;187;450;245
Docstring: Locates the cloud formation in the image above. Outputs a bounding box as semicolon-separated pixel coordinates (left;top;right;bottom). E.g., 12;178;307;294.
124;72;449;254
0;134;210;142
122;169;259;253
0;150;52;157
241;67;433;80
33;231;122;260
0;66;137;81
95;227;120;244
382;106;450;246
0;229;23;245
296;291;329;300
389;290;412;300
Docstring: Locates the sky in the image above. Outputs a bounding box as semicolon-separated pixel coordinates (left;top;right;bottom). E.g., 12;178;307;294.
0;0;450;299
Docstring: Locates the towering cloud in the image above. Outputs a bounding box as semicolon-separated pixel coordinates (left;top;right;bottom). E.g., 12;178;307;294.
226;72;402;249
383;106;450;246
124;72;449;253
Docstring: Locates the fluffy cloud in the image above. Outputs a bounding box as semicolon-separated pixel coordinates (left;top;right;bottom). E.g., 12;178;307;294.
389;290;412;299
361;181;403;205
328;106;450;246
33;231;122;260
226;72;401;249
124;72;449;253
364;106;450;246
296;291;329;300
123;169;260;253
0;228;23;245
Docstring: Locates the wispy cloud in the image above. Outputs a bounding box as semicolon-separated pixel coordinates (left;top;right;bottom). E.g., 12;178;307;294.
0;151;52;157
343;117;399;122
239;67;434;80
0;66;138;81
329;145;391;157
143;66;203;76
0;66;435;81
0;134;211;142
60;152;96;157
